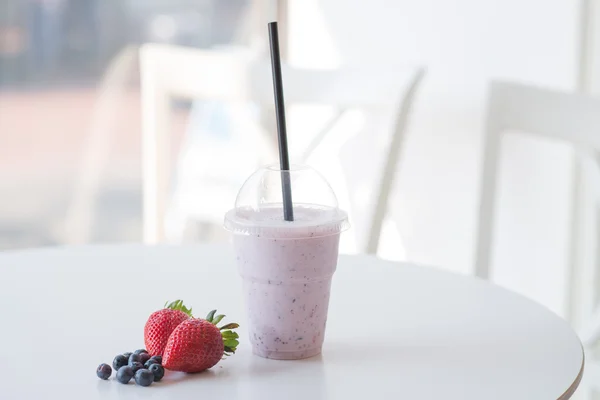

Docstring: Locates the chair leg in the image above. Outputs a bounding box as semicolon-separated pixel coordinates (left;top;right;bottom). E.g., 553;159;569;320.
366;68;425;255
473;116;502;279
141;45;171;244
567;155;585;329
572;155;600;347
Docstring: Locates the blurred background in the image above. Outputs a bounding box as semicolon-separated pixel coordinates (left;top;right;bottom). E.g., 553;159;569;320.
0;0;251;249
1;1;600;393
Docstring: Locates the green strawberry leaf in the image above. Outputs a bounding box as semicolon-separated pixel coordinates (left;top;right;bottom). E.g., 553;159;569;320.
219;323;240;330
221;330;239;339
223;339;239;348
206;310;217;323
164;300;193;317
212;314;226;325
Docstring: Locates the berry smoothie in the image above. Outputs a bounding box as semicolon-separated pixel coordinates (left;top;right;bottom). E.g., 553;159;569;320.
226;205;345;360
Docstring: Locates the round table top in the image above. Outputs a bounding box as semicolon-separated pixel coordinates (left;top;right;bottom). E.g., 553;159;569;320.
0;244;583;400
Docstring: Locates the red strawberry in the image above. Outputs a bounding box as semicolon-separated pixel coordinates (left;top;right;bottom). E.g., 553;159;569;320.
163;310;239;373
144;300;193;357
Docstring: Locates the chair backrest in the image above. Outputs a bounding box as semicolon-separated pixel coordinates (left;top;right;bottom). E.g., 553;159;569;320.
475;80;600;324
140;43;425;246
140;43;406;107
485;81;600;151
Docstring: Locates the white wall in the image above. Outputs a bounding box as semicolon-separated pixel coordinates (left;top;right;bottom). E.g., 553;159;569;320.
288;0;580;316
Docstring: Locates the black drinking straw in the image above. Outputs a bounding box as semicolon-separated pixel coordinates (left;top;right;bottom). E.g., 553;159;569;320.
268;21;294;221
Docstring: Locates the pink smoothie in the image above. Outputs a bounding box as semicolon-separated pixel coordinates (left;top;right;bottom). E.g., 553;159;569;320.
227;205;344;360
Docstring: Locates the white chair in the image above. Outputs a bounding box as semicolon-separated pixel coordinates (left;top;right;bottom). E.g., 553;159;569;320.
140;43;425;253
474;80;600;346
63;46;138;244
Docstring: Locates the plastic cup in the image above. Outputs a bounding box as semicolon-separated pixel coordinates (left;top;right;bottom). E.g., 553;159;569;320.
224;164;349;360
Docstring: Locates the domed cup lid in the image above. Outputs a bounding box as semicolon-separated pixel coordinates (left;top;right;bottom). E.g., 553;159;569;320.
224;164;349;238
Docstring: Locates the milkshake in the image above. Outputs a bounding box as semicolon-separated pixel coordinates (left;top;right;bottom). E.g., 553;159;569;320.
224;165;349;360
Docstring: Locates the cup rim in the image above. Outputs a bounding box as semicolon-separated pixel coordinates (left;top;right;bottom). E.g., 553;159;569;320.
223;205;349;238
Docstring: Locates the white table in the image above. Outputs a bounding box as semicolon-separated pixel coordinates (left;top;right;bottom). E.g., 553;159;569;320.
0;244;583;399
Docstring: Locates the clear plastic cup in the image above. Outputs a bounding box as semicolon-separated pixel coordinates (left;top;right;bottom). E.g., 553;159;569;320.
224;164;349;360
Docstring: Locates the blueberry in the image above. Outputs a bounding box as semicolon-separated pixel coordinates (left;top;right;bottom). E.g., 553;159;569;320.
144;359;158;369
112;354;128;371
129;361;143;374
138;352;151;365
148;364;164;382
149;355;162;365
133;349;148;355
96;363;112;380
116;366;134;384
128;353;140;364
122;352;132;359
134;369;154;387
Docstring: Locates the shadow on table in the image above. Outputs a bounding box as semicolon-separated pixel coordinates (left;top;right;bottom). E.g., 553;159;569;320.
156;352;321;386
158;367;233;386
239;353;329;399
93;353;329;398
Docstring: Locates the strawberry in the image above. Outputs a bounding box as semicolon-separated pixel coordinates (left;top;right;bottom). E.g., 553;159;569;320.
162;310;239;373
144;300;193;357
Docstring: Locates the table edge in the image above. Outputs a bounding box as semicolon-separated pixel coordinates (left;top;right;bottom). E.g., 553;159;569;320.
558;346;584;400
1;243;586;399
